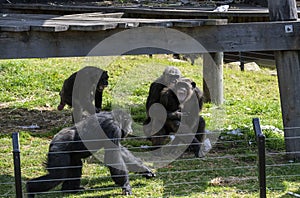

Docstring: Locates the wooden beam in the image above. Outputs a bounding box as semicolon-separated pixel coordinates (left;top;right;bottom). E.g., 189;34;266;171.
268;0;300;160
203;52;224;105
2;20;300;59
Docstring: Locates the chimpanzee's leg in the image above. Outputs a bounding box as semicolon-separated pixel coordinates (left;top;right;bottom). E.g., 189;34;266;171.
95;90;103;112
120;146;156;179
61;155;83;193
195;116;206;143
26;173;63;198
104;148;132;195
150;127;169;148
191;116;207;158
26;153;70;197
190;137;202;157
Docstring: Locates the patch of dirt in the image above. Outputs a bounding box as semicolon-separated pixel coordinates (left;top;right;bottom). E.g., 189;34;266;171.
0;107;73;133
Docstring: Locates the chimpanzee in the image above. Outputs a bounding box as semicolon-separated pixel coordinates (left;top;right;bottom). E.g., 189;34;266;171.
152;78;206;158
143;66;182;137
26;110;155;197
57;66;109;113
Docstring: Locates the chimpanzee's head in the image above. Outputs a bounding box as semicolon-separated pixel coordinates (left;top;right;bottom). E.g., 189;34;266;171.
97;71;109;92
162;66;181;86
112;109;133;138
172;79;194;104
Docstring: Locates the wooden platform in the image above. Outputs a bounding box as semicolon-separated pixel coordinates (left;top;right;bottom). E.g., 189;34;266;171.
0;12;227;32
1;11;300;59
1;3;272;22
0;3;282;64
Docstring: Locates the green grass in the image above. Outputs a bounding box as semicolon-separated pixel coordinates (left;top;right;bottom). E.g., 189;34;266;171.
0;55;299;197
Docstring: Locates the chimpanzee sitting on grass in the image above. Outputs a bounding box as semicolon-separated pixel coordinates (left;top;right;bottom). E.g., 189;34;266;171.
159;78;206;157
143;66;182;138
143;66;207;157
26;110;155;197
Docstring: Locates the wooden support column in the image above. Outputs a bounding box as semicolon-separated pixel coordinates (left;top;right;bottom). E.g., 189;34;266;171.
268;0;300;160
203;52;224;105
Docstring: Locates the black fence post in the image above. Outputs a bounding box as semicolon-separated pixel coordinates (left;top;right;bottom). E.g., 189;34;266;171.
12;132;23;198
252;118;266;198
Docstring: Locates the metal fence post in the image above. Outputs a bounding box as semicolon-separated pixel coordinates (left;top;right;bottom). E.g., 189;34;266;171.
252;118;266;198
12;132;23;198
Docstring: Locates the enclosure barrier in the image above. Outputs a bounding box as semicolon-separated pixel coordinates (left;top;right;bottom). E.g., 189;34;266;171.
8;118;299;197
12;132;23;198
252;118;266;198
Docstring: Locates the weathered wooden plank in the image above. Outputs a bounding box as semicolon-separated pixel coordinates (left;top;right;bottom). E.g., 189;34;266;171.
198;20;300;52
56;12;124;19
40;20;118;31
67;22;118;31
172;20;204;28
0;12;124;22
0;17;119;32
138;21;173;27
2;21;300;58
268;0;300;160
269;1;298;21
101;18;226;28
117;22;139;28
0;24;30;32
0;13;61;20
0;18;70;32
30;24;69;32
0;19;31;31
53;17;218;25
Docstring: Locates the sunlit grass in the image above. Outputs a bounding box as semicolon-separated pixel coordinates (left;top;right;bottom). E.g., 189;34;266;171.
0;55;298;197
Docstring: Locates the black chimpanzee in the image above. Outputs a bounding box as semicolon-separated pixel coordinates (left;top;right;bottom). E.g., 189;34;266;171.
26;110;155;197
143;66;182;137
153;78;206;157
57;66;109;113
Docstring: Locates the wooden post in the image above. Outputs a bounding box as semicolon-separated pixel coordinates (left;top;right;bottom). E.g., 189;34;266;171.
268;0;300;160
203;52;224;105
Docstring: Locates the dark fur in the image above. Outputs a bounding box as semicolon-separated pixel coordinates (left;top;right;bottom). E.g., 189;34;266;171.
26;110;155;197
144;66;181;134
57;66;109;113
153;79;206;157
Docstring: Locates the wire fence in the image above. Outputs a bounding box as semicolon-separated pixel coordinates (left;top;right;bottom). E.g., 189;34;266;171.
3;120;299;198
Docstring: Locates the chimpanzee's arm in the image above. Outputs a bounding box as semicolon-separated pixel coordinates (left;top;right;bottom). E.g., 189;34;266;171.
120;146;156;179
146;83;165;113
104;146;132;195
194;86;204;111
160;89;181;120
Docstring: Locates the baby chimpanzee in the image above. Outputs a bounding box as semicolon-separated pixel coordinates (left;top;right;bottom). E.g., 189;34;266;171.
57;66;109;113
26;110;155;197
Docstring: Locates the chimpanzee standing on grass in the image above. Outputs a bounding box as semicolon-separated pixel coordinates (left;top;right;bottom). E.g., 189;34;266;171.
26;110;155;197
57;66;109;113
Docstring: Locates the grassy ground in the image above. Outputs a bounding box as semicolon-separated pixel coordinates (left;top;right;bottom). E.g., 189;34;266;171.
0;55;299;197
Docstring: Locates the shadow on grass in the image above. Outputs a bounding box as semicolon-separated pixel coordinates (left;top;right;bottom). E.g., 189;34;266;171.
20;173;150;198
0;174;18;197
